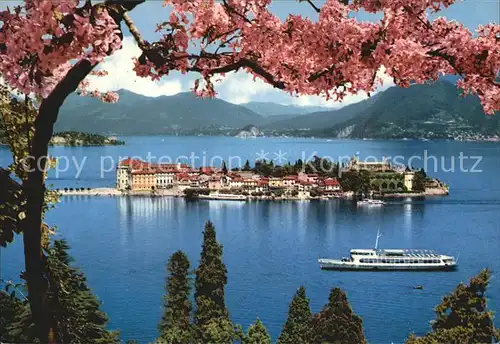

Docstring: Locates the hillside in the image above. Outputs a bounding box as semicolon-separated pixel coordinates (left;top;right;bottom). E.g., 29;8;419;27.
55;90;264;135
241;101;330;116
263;93;382;131
310;81;499;139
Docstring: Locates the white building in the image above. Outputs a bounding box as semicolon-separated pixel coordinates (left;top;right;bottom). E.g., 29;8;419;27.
404;172;415;191
116;164;131;190
156;171;176;189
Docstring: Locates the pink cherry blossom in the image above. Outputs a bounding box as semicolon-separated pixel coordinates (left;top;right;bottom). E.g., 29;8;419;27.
0;0;498;114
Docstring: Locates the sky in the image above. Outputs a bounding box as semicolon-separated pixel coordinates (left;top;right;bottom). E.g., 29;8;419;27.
3;0;500;107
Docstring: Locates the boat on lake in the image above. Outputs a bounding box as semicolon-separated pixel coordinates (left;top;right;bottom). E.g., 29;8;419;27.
198;193;246;201
318;231;457;271
357;199;385;206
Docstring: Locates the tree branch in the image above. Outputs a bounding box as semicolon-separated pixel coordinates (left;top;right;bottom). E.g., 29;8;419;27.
23;1;145;341
301;0;321;13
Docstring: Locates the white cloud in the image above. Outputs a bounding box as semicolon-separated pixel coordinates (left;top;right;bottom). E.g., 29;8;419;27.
213;72;273;104
86;36;394;109
212;66;394;108
86;37;183;97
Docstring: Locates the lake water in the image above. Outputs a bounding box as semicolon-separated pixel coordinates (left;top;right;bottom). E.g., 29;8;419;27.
1;137;499;343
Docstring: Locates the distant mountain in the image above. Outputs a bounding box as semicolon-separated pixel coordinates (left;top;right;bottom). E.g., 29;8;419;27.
55;90;264;135
241;101;331;117
263;93;382;130
307;81;499;139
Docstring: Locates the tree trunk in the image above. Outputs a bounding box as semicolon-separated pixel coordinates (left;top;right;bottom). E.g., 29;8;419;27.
23;60;95;342
19;2;144;340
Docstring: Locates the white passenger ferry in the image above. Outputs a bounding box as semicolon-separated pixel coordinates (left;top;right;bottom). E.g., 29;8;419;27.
199;193;246;201
318;231;457;271
357;199;385;206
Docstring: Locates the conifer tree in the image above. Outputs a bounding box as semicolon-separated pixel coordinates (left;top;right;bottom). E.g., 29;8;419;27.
46;240;119;343
1;240;118;343
194;221;235;343
311;288;367;344
0;290;35;343
158;251;192;344
222;161;228;174
243;319;271;344
277;286;312;344
406;269;499;344
243;160;251;171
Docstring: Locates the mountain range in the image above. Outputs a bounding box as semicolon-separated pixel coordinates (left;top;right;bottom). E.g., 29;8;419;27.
55;90;265;135
302;81;499;139
240;102;330;117
1;80;497;140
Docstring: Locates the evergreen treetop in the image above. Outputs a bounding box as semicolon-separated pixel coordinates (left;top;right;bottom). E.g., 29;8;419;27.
277;286;312;344
194;221;234;343
407;269;499;344
243;319;271;344
311;287;367;344
158;250;192;344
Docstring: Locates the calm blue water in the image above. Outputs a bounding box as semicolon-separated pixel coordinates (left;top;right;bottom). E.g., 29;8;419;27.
1;137;499;343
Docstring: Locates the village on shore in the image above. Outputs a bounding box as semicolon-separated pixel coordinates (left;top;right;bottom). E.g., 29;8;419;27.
59;156;449;200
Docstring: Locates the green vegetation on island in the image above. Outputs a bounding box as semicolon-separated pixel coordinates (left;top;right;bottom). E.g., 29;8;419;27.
50;131;124;146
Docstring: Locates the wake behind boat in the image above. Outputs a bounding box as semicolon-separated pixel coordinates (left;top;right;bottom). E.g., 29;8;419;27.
318;231;457;271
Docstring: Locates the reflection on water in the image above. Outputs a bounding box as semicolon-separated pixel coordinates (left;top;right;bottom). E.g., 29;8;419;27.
2;135;500;343
2;196;499;343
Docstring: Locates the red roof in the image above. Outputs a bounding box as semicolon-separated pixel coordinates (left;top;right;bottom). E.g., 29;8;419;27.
131;169;156;175
200;167;217;174
307;174;319;177
324;178;340;186
300;180;312;185
120;159;190;173
283;176;298;180
120;158;146;169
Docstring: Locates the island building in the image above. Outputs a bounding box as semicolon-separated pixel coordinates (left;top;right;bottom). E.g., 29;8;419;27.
343;155;392;172
342;156;416;192
116;158;193;191
115;158;345;196
115;156;429;196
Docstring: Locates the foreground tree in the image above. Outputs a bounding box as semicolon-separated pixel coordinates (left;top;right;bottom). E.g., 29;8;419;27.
158;251;193;344
277;286;312;344
0;289;35;343
0;0;498;339
311;288;367;344
406;269;499;344
45;240;119;343
194;221;236;343
243;319;272;344
0;240;118;343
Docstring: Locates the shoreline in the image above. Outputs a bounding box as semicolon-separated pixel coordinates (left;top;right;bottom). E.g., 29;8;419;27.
58;187;449;199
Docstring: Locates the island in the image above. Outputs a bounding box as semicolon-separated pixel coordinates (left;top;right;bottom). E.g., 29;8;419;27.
235;125;262;138
59;155;449;201
50;131;125;146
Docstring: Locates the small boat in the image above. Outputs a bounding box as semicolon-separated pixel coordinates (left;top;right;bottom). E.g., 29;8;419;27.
318;230;457;271
357;199;385;206
413;285;424;290
198;193;246;201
